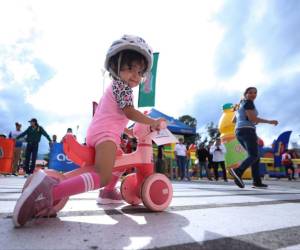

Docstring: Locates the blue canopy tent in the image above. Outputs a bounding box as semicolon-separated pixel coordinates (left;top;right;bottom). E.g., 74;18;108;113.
148;108;196;135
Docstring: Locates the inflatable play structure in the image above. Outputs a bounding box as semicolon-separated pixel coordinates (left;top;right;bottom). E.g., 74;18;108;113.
218;103;251;179
260;131;300;177
219;103;300;179
24;121;174;214
0;138;15;174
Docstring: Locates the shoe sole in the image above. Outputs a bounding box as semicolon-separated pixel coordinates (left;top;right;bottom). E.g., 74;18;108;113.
252;186;268;189
229;168;245;188
13;170;46;227
96;197;124;205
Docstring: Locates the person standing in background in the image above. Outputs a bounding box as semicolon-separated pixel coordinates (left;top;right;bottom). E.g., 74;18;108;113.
210;138;227;182
52;135;58;143
206;141;214;179
9;122;23;176
16;118;52;177
196;143;212;180
156;145;165;174
175;138;188;180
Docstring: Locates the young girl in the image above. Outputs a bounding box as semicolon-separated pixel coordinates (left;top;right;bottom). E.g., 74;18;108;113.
13;35;165;227
230;87;278;188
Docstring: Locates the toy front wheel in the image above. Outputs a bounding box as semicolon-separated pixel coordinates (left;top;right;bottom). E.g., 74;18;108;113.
120;173;142;205
22;169;69;216
141;173;173;211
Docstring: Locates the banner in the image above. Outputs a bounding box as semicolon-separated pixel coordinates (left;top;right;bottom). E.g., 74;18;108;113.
138;52;159;107
49;143;79;172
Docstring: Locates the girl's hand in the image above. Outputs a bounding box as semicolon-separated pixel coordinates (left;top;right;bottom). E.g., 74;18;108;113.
269;120;279;126
150;118;167;131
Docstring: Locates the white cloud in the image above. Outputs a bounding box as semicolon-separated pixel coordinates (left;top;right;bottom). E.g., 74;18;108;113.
219;48;270;93
0;1;36;44
12;0;225;140
6;59;39;84
1;0;300;151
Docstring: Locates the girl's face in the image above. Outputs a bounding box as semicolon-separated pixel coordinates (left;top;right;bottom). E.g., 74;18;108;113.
119;61;146;88
245;88;257;101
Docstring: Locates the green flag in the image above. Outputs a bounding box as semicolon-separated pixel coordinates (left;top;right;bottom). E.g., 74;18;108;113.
138;52;159;107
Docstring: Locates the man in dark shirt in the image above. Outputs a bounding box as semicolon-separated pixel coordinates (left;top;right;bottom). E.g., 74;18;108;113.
196;143;212;180
17;118;52;176
156;145;164;174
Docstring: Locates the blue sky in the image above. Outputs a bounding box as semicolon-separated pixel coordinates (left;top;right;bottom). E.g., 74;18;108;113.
1;0;300;153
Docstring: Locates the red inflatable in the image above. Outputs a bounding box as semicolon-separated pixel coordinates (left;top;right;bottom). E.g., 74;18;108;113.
0;138;15;174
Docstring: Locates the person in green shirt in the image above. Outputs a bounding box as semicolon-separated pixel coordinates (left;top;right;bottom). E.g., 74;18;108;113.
17;118;52;176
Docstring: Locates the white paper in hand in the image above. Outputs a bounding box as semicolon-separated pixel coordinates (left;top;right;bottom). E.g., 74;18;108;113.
150;129;178;146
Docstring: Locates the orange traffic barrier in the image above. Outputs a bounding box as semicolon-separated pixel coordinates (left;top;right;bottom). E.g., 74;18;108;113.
0;138;15;174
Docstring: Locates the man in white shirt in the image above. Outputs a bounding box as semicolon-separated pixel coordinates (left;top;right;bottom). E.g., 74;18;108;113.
175;138;189;180
210;138;227;181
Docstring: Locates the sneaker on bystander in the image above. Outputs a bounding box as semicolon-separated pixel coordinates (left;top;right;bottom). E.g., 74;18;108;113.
229;168;245;188
252;182;268;188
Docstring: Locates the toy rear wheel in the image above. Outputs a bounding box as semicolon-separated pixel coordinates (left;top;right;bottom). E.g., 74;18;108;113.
141;173;173;211
120;173;142;205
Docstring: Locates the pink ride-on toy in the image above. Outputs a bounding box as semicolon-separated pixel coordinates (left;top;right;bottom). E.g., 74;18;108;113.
23;122;173;215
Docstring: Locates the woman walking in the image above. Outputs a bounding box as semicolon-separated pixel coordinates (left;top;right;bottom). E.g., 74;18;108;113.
230;87;278;188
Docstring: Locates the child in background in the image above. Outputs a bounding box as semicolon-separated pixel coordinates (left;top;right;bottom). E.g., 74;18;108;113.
9;122;23;176
13;35;165;227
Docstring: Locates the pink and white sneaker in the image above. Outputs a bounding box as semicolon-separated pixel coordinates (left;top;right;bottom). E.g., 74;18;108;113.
96;188;123;204
13;170;58;227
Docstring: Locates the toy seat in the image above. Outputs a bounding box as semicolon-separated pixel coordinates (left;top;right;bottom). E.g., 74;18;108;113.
63;135;95;167
63;134;123;167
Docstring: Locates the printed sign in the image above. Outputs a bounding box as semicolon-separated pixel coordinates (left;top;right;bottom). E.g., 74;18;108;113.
150;129;178;146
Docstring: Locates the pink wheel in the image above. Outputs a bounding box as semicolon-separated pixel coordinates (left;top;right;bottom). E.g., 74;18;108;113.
120;173;142;205
141;173;173;211
22;169;69;216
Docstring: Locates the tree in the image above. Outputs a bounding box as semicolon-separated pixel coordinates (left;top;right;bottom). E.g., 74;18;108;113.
178;115;199;146
178;115;197;128
206;122;220;143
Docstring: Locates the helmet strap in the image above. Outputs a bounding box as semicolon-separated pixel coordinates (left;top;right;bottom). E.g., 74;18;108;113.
117;52;123;77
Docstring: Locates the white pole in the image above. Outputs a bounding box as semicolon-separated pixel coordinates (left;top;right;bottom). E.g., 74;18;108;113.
76;125;79;137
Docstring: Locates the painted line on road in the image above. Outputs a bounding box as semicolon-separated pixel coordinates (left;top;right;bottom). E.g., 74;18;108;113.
174;192;300;198
2;198;300;219
1;191;300;201
2;191;300;202
168;198;300;212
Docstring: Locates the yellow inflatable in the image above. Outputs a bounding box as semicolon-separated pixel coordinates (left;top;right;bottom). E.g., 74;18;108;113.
218;103;252;179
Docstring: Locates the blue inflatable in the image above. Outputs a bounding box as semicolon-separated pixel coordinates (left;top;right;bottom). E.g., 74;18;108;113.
49;143;79;172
